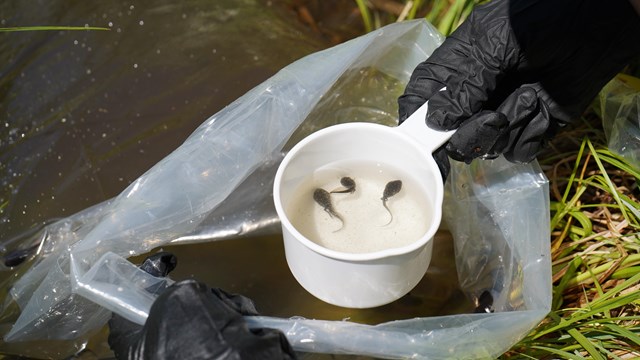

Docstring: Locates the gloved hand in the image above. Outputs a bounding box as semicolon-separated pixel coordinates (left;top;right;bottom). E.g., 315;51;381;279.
108;252;297;360
398;0;640;179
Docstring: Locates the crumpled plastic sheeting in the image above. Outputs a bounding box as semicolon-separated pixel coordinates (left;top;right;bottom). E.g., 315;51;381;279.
597;74;640;170
244;157;551;359
5;20;444;342
171;158;285;244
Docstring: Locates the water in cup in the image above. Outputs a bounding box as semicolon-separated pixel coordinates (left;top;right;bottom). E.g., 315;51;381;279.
285;159;432;254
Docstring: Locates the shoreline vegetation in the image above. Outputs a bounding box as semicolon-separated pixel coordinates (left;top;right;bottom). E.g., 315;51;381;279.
286;0;639;358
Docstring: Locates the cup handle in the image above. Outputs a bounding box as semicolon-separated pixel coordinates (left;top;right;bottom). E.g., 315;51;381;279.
396;101;455;154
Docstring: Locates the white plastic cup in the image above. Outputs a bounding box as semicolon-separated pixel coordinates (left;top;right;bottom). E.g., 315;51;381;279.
273;102;453;308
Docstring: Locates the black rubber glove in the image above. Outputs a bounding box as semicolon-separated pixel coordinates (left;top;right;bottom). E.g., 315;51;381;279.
108;253;297;360
398;0;640;179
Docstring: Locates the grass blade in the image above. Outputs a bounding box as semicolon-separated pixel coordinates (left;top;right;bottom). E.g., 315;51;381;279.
529;345;585;359
407;0;424;20
553;257;582;310
0;26;109;32
595;149;640;179
586;138;631;224
562;137;589;203
567;327;605;360
602;324;640;347
354;0;373;33
569;210;593;236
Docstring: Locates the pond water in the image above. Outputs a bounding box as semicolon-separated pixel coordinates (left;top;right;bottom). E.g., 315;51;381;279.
0;0;328;241
0;1;473;358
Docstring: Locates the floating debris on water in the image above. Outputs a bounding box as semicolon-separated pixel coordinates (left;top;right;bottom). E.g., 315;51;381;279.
3;244;39;267
473;290;495;314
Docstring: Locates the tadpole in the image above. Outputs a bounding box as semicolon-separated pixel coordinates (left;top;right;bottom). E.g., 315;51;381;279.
381;180;402;226
330;177;356;194
473;290;495;314
3;244;39;268
313;188;344;231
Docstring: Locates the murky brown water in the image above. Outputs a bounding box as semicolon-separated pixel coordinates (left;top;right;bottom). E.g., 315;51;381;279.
0;1;473;358
0;0;327;242
163;232;470;324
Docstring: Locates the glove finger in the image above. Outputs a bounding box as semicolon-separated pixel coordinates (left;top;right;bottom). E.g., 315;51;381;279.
426;1;518;130
497;84;555;163
398;18;475;123
139;251;178;277
444;110;509;163
211;287;259;316
108;252;178;359
108;314;146;360
241;328;297;360
144;280;296;360
140;280;242;359
432;146;451;182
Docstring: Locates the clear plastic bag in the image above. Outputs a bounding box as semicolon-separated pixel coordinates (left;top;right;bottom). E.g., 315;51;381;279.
3;19;551;359
597;74;640;170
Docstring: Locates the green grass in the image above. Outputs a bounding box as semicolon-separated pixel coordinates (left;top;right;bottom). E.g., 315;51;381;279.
516;126;640;359
353;0;482;35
